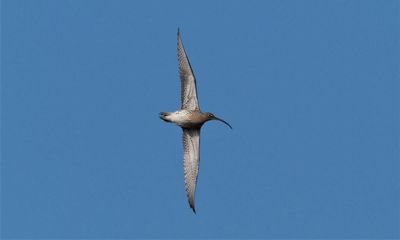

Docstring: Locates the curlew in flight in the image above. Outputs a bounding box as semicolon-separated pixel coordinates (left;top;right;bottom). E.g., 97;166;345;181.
160;29;232;213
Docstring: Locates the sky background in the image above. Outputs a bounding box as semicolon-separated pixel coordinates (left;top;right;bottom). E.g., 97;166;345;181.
1;0;399;239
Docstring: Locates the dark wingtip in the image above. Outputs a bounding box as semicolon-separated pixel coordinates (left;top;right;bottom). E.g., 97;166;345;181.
188;199;196;214
191;206;196;214
177;27;180;35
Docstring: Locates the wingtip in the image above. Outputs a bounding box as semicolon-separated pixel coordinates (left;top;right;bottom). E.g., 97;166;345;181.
191;205;196;214
177;27;180;36
188;198;196;214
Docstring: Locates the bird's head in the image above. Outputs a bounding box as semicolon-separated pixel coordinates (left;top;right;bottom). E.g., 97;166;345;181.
205;112;232;129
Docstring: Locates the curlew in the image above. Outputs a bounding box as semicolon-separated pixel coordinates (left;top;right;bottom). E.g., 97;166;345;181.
160;29;232;213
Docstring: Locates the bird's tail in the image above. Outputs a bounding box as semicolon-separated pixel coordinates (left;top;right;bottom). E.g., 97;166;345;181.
159;112;172;122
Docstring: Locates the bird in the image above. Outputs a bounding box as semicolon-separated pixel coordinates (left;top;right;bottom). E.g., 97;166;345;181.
160;29;232;213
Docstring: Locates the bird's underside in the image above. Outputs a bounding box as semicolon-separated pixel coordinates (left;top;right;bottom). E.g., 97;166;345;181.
160;29;231;213
177;29;201;213
159;110;201;213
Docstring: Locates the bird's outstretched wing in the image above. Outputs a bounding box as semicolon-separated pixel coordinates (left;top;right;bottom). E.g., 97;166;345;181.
178;29;200;111
182;128;201;213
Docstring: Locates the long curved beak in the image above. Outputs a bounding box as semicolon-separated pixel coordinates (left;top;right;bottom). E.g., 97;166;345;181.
213;116;232;129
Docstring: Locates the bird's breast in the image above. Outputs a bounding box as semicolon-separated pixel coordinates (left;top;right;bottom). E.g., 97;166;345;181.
169;110;204;128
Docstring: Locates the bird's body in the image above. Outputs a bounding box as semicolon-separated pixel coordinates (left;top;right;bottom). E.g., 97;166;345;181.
160;29;231;213
160;110;210;128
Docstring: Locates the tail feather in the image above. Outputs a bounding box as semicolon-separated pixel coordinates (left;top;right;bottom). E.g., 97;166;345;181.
159;112;171;122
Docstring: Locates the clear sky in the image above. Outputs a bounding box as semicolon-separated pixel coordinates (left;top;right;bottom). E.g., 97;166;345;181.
1;0;399;239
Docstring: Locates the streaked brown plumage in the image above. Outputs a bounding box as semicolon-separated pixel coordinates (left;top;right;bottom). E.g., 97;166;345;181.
160;29;231;213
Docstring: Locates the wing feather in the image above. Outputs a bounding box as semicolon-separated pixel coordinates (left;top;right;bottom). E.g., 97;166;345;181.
178;30;200;110
182;128;201;213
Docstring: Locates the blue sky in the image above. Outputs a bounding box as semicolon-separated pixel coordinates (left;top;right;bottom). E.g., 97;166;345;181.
1;0;399;238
